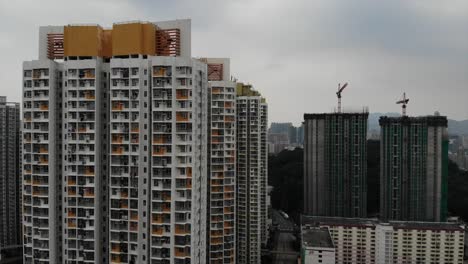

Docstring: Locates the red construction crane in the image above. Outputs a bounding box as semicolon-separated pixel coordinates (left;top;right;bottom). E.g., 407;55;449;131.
396;92;409;116
336;82;348;113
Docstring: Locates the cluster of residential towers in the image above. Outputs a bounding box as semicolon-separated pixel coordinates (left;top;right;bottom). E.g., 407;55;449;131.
21;19;268;264
301;101;463;263
303;111;448;222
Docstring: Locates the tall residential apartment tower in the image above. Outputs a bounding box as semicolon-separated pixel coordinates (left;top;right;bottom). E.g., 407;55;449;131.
236;83;268;264
303;112;368;218
23;61;63;263
379;115;448;222
0;96;21;249
203;58;237;264
23;20;209;264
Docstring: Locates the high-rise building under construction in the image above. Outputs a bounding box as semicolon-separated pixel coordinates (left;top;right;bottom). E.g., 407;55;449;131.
303;111;368;218
379;115;448;222
0;96;21;250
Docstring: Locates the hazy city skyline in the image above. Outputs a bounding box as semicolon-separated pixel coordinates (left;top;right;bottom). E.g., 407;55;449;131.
1;0;468;125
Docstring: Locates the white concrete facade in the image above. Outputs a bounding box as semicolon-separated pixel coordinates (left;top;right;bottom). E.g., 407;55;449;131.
203;58;237;264
302;246;335;264
62;58;109;264
207;80;236;264
236;86;268;264
23;60;63;264
24;20;212;264
302;216;466;264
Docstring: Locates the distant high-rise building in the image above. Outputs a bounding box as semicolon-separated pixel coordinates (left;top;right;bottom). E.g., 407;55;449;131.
269;122;292;135
23;19;210;264
456;146;467;170
379;115;448;222
288;126;297;144
303;112;368;218
0;96;21;249
297;124;304;145
268;122;304;153
236;83;268;264
267;133;289;154
203;58;237;264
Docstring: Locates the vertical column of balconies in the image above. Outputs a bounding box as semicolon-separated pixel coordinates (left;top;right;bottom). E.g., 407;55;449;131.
223;87;236;264
235;98;248;264
22;66;53;264
247;98;260;264
150;64;174;263
63;66;98;263
208;84;236;264
209;86;224;264
259;102;268;247
109;66;143;264
173;65;194;263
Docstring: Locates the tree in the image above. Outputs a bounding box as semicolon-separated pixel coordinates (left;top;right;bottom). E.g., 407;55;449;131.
268;141;468;222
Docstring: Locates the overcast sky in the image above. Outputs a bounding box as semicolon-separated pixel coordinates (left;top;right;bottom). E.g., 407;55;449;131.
1;0;467;125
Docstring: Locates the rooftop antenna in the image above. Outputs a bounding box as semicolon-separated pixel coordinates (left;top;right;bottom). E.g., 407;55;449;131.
396;92;409;116
336;82;348;113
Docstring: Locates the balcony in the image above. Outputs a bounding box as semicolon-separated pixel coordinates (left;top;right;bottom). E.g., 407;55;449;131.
152;214;163;224
68;220;77;228
82;70;95;79
112;103;124;111
162;204;171;213
112;147;124;155
112;135;124;144
129;222;138;232
32;179;48;186
153;67;171;77
210;237;223;245
111;255;122;263
175;225;190;235
153;135;171;144
153;147;169;156
130;212;138;221
174;249;190;258
84;168;95;176
111;244;121;253
224;221;234;229
84;189;94;197
152;227;163;235
39;104;49;111
176;91;188;100
84;92;95;100
176;112;189;122
212;87;222;94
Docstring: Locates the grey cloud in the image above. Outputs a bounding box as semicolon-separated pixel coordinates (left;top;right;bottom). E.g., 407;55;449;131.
0;0;466;125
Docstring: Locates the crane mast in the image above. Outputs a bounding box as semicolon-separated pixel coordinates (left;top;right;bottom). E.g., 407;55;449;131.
336;82;348;113
396;92;409;116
